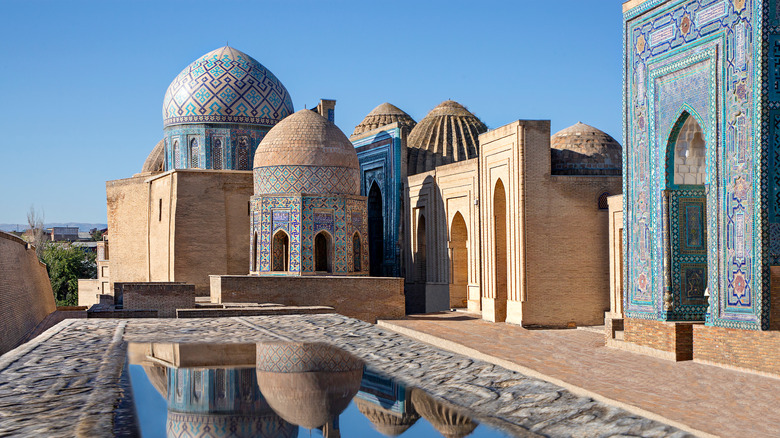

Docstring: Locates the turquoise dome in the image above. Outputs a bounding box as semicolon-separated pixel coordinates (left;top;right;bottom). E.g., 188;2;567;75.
163;46;294;127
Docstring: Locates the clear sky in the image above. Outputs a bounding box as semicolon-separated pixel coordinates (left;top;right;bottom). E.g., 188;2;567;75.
0;0;625;224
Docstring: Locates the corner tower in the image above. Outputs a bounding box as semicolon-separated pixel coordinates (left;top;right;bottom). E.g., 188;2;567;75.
162;46;294;170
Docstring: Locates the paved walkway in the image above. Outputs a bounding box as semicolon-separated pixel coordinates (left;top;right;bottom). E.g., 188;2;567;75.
379;312;780;438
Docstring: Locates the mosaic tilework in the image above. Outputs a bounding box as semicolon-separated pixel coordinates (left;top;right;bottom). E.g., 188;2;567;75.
353;128;403;277
665;189;708;320
164;124;266;171
163;46;293;127
252;194;368;275
254;166;359;195
624;0;770;329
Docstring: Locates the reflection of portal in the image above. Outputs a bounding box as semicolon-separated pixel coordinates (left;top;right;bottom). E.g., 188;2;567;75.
368;182;383;276
315;231;333;273
450;212;468;308
272;231;289;271
493;179;508;322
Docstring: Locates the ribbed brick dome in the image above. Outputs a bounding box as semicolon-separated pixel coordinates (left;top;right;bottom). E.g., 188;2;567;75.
406;100;487;175
253;109;360;195
141;139;165;173
550;122;622;176
352;102;416;136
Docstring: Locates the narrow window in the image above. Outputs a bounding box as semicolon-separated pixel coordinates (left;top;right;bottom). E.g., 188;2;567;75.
598;192;610;210
173;140;181;168
158;199;163;221
213;138;223;169
189;138;200;168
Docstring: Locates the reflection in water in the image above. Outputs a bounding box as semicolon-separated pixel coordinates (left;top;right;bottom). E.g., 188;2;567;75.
131;342;486;438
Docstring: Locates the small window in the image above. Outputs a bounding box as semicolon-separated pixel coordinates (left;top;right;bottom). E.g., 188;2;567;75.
598;192;610;210
158;199;163;221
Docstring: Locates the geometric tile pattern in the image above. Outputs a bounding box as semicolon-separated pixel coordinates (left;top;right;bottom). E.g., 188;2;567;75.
163;46;293;128
164;124;267;171
256;342;364;373
623;0;770;329
254;165;359;195
352;128;404;277
252;194;368;275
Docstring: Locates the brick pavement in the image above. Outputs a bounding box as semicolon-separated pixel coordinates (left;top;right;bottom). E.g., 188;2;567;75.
379;312;780;438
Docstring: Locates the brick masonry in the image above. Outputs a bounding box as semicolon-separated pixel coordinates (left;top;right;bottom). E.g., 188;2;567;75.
210;275;404;323
692;325;780;375
624;317;696;361
119;282;195;318
0;232;56;355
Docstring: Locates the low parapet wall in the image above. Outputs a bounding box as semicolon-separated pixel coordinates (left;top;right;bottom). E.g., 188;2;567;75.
118;282;196;318
0;232;56;355
210;275;405;323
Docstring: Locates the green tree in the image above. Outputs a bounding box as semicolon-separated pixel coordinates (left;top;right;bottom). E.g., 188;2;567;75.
41;243;96;306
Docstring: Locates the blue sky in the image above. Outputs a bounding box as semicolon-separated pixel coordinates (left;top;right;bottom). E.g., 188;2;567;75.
0;1;625;224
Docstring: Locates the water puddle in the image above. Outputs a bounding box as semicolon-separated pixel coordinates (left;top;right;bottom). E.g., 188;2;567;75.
128;342;510;437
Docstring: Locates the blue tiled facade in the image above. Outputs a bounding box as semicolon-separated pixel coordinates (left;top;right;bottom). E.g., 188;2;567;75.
623;0;775;330
352;127;404;277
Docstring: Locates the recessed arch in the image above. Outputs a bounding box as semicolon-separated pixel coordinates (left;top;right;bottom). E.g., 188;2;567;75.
368;181;384;276
665;106;707;187
213;138;223;170
493;179;508;322
314;230;334;273
189;138;199;168
272;230;289;272
251;231;258;272
352;232;362;272
416;213;427;283
173;140;181;169
450;211;468;308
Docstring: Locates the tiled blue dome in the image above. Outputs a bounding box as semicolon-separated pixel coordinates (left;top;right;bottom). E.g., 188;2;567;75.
163;46;294;127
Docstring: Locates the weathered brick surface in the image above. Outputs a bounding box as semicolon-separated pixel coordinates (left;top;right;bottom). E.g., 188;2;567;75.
211;275;404;323
0;232;56;355
119;282;195;318
624;318;696;361
176;306;333;318
693;325;780;375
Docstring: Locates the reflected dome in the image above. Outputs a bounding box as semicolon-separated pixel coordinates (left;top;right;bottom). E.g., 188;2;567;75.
256;342;364;429
410;388;478;438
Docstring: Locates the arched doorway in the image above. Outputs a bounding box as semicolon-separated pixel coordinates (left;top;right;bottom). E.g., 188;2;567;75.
450;212;468;308
664;112;708;319
368;182;383;276
416;214;427;284
251;232;258;272
272;231;289;272
314;231;333;273
352;232;362;272
493;179;508;322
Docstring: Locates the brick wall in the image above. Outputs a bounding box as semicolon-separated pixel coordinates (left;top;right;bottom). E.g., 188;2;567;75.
0;232;56;355
211;275;405;323
693;325;780;375
120;282;196;318
624;317;696;361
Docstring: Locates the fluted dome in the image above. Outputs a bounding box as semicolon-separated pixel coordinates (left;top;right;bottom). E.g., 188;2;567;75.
407;100;487;175
352;102;417;136
256;342;364;429
141;139;165;173
253;109;360;195
550;122;622;176
410;388;477;438
163;46;294;128
355;398;420;436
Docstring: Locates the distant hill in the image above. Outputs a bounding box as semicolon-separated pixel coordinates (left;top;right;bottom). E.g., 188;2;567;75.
0;223;108;232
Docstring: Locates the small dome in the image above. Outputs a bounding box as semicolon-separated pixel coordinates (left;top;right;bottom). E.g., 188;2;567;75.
254;109;360;195
141;139;165;173
352;102;417;136
163;46;294;128
355;398;420;437
550;122;622;176
407;100;487;175
256;342;364;429
410;388;478;438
